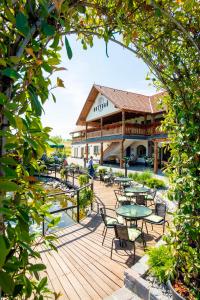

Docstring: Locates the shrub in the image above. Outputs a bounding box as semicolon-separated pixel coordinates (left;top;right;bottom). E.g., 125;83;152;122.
138;170;152;184
78;174;89;187
146;178;166;189
93;164;99;170
147;245;175;283
98;168;107;175
114;171;124;177
128;172;142;182
79;189;94;208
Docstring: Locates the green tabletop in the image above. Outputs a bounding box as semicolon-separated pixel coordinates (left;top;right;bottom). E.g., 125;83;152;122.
114;177;132;183
125;186;150;193
116;204;152;220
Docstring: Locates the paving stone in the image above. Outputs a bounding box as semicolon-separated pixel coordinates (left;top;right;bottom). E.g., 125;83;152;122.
103;287;142;300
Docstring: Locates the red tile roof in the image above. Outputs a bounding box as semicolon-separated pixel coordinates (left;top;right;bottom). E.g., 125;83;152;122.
94;85;166;113
76;84;166;125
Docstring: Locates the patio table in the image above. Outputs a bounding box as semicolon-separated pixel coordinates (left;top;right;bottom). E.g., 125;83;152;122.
114;177;132;183
116;204;152;225
125;186;150;194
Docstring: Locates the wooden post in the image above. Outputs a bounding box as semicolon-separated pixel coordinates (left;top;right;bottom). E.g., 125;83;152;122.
154;141;158;174
85;122;88;139
100;117;103;137
100;142;103;165
85;143;88;162
144;115;147;135
77;190;80;223
120;140;124;168
122;111;125;135
152;115;155;134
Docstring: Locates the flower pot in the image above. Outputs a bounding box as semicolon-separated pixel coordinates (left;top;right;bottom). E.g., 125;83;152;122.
168;280;186;300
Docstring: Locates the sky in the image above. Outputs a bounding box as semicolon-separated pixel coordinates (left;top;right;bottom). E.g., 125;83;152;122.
41;35;157;139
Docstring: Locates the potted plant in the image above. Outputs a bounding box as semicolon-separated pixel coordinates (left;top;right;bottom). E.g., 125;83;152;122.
147;243;197;300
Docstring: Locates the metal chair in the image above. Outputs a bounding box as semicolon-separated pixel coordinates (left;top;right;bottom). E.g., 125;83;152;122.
135;194;146;206
100;207;124;245
114;190;127;208
111;224;146;260
142;202;169;234
145;189;157;207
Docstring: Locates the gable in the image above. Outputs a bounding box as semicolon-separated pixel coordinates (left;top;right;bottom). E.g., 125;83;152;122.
86;93;120;121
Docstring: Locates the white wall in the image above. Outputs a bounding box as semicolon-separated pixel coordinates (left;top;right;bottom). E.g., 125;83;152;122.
86;93;120;121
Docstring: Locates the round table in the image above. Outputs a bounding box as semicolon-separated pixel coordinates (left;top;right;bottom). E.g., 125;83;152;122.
125;186;150;194
116;204;152;223
114;177;132;183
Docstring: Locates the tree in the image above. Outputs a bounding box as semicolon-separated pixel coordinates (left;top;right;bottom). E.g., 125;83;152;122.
50;135;63;144
0;0;199;298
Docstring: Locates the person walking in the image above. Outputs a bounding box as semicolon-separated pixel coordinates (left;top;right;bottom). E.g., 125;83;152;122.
88;156;95;178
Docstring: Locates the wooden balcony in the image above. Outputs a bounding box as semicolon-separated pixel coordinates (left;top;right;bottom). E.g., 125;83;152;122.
86;122;163;139
72;122;164;143
72;136;85;143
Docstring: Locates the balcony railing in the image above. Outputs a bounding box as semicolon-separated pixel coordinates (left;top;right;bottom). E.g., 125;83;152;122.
72;122;164;142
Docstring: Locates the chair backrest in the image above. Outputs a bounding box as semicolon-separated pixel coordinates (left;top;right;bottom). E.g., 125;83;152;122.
120;200;131;206
150;189;157;199
155;202;166;218
114;189;124;200
114;224;129;241
99;207;107;225
136;194;146;206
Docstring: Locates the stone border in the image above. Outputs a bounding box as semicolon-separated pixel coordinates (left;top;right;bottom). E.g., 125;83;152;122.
124;241;170;300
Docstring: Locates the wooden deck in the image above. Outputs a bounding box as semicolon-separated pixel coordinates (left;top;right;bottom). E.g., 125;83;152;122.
37;180;167;300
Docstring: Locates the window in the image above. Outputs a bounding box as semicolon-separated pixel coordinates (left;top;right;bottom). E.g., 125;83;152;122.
74;148;78;158
81;147;84;158
94;145;99;155
137;145;146;158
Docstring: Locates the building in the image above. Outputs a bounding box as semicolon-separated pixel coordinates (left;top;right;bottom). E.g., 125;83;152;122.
70;84;169;173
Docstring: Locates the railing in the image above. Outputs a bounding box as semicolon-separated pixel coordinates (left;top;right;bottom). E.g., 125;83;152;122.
72;135;85;143
41;170;94;236
125;124;146;135
71;122;164;143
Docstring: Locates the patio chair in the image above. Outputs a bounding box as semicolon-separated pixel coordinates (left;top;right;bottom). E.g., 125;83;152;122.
114;190;127;208
142;202;169;234
111;224;146;260
145;189;157;207
135;194;146;206
100;207;124;245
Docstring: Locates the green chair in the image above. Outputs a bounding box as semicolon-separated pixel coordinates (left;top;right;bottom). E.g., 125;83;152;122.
100;207;124;245
114;190;128;208
142;202;169;234
145;189;157;207
111;224;146;260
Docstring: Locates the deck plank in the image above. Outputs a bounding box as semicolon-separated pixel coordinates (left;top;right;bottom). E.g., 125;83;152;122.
37;179;168;299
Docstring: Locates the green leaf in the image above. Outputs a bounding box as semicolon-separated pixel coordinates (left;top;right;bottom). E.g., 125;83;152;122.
41;21;55;36
65;36;73;60
51;93;56;103
50;34;60;49
2;68;20;80
0;92;8;104
0;180;19;191
0;235;10;267
0;270;14;294
42;62;53;73
0;58;7;67
38;277;47;292
16;12;30;36
24;277;32;298
28;85;43;116
28;263;46;272
0;157;17;166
